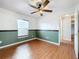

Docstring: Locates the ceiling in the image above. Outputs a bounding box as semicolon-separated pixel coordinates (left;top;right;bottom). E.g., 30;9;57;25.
0;0;79;19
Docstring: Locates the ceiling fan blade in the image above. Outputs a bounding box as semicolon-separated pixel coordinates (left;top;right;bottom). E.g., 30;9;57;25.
29;4;38;9
31;12;37;14
42;10;52;12
43;0;49;7
31;10;39;14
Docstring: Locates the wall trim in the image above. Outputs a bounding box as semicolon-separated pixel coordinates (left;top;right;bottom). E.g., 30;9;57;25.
0;38;60;49
29;30;59;31
0;30;17;32
0;38;36;49
37;38;60;45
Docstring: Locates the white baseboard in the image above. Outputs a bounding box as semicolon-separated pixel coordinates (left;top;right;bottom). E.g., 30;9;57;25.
0;38;35;49
38;38;60;46
0;38;60;49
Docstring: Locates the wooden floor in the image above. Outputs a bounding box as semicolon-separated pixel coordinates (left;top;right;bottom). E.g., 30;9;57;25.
0;39;76;59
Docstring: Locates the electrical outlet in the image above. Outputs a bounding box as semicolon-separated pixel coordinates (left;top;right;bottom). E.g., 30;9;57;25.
0;41;2;44
46;37;49;39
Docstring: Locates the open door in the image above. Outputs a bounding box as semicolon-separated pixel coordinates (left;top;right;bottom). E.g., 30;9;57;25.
74;9;78;59
60;15;71;43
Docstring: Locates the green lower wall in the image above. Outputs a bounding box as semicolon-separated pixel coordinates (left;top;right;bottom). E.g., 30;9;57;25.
0;30;36;47
0;31;17;46
0;30;59;47
36;30;59;43
78;32;79;53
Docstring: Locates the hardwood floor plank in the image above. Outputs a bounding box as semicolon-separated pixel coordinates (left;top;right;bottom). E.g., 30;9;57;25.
0;39;77;59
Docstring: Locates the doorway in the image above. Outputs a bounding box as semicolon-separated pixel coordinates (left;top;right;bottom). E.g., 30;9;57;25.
60;15;72;44
60;12;78;58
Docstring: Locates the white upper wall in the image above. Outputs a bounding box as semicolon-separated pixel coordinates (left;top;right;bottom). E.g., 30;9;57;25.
0;8;20;30
37;13;59;30
0;8;37;30
76;4;79;31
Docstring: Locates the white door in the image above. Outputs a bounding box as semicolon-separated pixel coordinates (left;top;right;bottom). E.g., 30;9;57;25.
74;10;78;58
63;16;71;41
60;15;71;42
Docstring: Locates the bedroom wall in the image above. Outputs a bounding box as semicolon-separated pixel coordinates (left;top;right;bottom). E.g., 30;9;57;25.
78;13;79;53
37;14;59;30
0;8;37;30
78;6;79;50
0;8;60;46
77;5;79;54
0;8;36;47
36;14;59;44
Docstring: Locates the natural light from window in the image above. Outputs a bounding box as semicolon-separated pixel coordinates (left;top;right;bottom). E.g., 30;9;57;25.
17;19;29;38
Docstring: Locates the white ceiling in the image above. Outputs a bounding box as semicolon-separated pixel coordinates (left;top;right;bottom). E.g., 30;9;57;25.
0;0;79;19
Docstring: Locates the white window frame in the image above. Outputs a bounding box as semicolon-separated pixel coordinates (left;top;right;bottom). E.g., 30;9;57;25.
17;19;29;38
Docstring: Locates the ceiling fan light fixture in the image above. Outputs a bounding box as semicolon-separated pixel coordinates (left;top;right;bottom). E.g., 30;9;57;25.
36;2;42;8
28;0;52;16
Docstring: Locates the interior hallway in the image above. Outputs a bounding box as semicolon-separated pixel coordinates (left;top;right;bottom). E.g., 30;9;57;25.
0;39;76;59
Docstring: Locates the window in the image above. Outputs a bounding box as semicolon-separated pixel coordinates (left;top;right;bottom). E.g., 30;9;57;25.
17;19;29;38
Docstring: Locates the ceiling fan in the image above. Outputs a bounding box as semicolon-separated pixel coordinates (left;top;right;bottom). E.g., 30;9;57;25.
28;0;53;16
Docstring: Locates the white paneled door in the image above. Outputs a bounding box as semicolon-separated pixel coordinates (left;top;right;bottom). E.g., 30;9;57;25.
74;9;78;58
60;15;71;42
